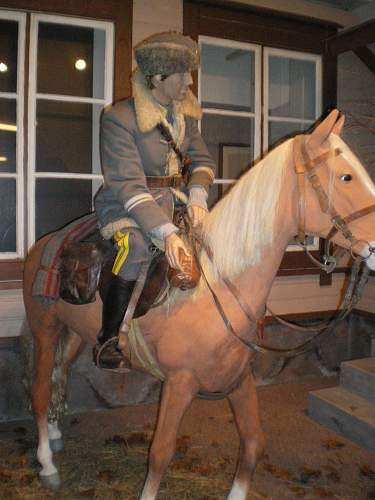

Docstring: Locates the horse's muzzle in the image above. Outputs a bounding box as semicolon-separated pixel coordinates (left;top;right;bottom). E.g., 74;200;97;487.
363;240;375;271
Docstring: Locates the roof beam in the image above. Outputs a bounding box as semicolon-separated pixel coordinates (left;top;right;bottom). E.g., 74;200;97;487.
326;19;375;56
354;46;375;76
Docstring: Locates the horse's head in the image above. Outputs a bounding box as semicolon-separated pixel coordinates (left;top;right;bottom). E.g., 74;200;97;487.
299;109;375;270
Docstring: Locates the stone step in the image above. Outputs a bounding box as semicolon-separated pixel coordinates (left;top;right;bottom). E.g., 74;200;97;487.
308;386;375;454
340;358;375;404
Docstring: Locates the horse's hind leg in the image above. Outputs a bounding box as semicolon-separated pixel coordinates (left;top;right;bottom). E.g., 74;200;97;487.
48;328;85;453
227;368;265;500
140;372;198;500
31;312;64;490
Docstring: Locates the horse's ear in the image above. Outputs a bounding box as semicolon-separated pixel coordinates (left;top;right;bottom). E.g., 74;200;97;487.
307;109;340;149
332;113;345;136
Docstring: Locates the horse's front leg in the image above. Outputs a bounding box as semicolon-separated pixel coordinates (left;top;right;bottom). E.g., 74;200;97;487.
227;368;265;500
140;371;198;500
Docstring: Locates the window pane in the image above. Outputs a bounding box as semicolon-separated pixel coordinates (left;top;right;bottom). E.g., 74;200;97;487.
269;120;311;148
0;179;16;252
268;56;316;120
201;114;253;207
37;22;105;98
201;44;255;112
36;100;102;174
35;179;94;239
0;19;18;93
0;98;17;173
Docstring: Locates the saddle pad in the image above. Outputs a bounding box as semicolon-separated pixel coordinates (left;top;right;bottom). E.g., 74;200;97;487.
32;213;99;304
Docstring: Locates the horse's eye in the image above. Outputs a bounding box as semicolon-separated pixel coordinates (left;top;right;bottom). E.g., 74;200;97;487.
340;174;352;182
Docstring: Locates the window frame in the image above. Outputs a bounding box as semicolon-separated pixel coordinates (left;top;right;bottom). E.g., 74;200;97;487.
198;38;322;252
263;47;322;152
27;13;113;248
184;0;339;277
0;10;26;259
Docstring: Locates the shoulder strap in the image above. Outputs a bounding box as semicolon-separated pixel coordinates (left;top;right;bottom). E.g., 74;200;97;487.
157;122;192;178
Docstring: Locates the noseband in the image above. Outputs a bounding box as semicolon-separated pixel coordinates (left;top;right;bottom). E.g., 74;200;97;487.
293;135;375;273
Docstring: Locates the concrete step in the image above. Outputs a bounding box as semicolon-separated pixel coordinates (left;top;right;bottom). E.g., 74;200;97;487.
308;386;375;454
340;358;375;404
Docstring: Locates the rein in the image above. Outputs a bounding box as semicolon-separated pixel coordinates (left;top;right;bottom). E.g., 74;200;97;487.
191;225;369;358
187;134;374;358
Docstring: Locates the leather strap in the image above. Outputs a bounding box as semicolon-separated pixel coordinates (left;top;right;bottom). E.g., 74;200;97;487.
294;135;341;243
191;223;367;357
118;261;151;351
146;175;184;188
156;122;192;179
293;136;307;243
300;138;341;216
326;203;375;241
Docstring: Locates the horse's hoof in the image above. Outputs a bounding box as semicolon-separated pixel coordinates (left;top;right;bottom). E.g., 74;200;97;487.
49;437;64;452
40;472;61;490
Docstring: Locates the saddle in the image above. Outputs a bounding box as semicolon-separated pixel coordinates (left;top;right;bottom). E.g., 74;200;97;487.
59;227;200;316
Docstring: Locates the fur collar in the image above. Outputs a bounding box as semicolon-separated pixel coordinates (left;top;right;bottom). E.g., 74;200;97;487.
132;69;202;133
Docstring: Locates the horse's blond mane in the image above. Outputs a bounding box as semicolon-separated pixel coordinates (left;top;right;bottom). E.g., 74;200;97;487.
200;138;294;282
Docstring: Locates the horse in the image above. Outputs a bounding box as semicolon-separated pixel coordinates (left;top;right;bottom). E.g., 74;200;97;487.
22;109;375;500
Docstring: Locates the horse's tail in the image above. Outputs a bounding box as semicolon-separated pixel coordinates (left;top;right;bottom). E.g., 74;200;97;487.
18;316;69;422
18;318;34;413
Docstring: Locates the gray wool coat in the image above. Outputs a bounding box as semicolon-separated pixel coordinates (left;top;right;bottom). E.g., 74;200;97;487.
95;71;215;239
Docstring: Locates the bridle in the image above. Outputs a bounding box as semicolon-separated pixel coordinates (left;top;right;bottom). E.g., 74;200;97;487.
188;133;375;358
293;134;375;273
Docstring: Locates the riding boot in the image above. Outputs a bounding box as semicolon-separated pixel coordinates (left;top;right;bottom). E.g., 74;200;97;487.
94;275;136;369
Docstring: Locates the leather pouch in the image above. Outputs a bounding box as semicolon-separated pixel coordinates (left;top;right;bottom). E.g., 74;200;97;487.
59;241;103;304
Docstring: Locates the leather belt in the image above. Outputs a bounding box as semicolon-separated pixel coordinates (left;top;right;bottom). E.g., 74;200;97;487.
146;175;184;188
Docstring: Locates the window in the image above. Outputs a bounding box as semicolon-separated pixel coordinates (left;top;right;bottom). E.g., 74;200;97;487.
199;36;261;207
0;11;114;261
199;36;321;251
185;0;338;274
0;11;26;258
28;14;113;247
264;48;322;151
0;0;131;283
264;47;321;252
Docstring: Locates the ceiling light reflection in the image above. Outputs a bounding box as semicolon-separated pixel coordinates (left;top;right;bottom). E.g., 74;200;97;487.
75;59;87;71
0;123;17;132
0;62;8;73
0;156;7;162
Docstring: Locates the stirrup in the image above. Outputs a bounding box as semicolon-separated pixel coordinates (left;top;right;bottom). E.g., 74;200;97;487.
94;337;131;373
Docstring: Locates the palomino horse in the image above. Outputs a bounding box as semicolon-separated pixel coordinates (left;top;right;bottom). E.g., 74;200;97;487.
23;110;375;499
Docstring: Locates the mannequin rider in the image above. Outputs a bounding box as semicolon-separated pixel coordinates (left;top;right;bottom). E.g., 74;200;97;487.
93;32;216;369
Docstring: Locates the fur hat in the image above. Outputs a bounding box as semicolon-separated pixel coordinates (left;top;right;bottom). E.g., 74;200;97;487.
134;32;199;76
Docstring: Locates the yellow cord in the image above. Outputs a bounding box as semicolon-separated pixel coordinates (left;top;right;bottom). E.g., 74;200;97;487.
112;231;130;275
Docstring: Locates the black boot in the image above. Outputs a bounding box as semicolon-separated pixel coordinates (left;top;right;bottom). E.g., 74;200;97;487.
94;275;135;369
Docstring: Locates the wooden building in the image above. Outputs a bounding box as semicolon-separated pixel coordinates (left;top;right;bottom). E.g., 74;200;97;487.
0;0;374;420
